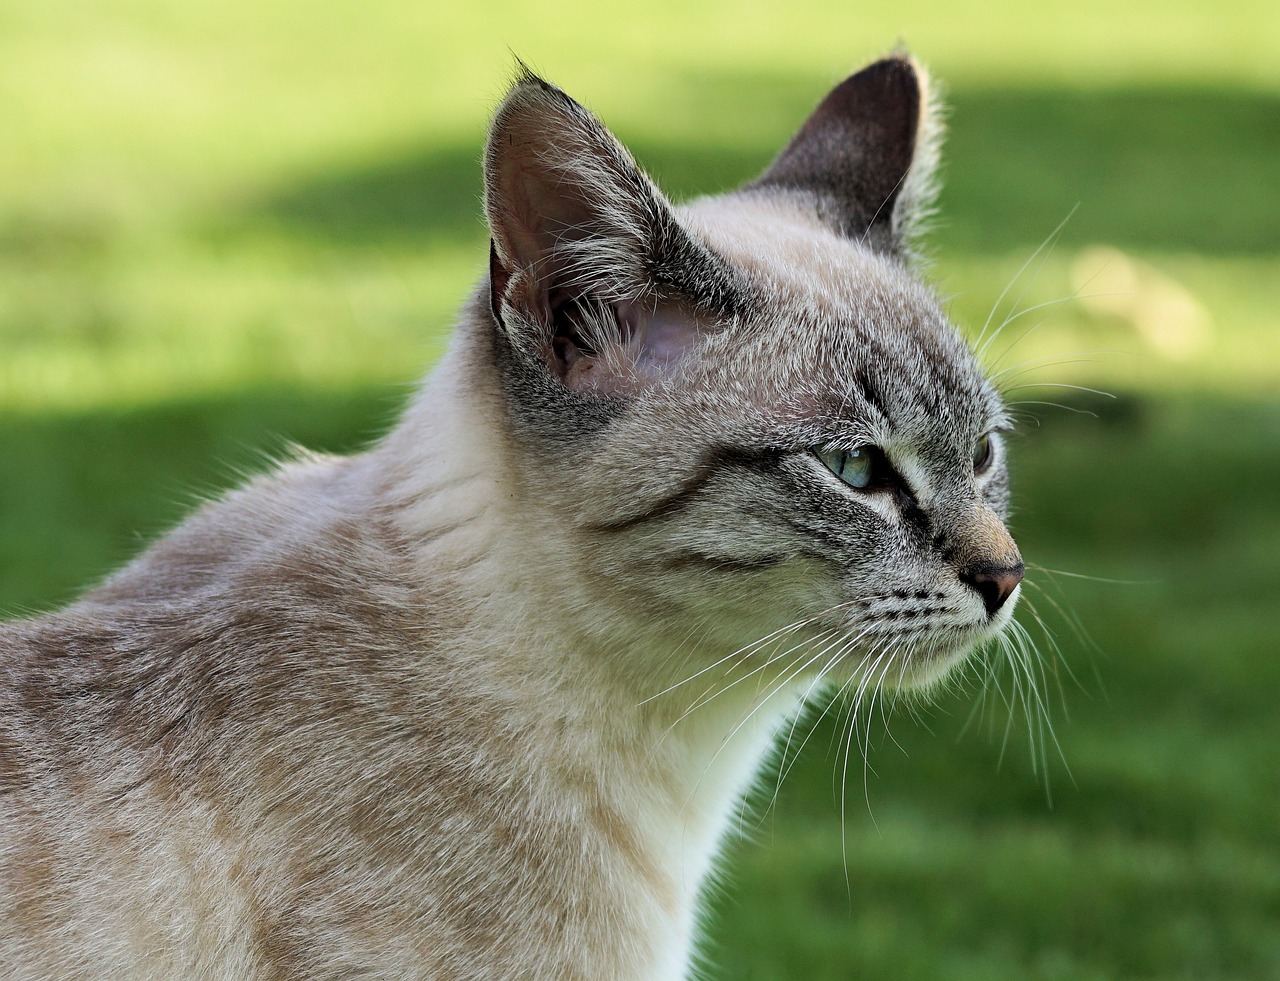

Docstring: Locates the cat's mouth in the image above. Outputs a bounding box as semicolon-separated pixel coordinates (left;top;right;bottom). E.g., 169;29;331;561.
826;604;1018;692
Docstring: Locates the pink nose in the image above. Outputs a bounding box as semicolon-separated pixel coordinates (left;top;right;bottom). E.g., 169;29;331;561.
961;562;1024;616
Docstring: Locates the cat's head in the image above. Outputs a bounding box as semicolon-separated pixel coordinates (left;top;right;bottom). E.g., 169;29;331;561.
478;56;1021;694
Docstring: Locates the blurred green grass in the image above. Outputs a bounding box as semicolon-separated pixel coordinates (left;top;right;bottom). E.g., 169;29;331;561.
1;1;1278;977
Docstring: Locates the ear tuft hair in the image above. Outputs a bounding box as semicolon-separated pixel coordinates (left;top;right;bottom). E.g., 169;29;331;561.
483;70;664;304
482;70;734;395
891;57;945;262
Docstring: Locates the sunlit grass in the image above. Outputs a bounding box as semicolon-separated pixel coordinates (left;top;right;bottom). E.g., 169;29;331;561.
0;235;465;411
946;253;1280;397
3;241;1274;411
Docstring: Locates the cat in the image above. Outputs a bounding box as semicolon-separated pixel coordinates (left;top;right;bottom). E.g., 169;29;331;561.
0;53;1023;980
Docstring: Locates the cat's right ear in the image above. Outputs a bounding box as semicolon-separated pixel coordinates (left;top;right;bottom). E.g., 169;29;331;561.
483;69;731;395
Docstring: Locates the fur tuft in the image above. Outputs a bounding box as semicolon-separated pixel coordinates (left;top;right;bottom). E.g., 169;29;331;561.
890;56;947;265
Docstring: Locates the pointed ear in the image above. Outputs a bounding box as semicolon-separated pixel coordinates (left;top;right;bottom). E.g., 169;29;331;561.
749;55;942;257
483;70;731;394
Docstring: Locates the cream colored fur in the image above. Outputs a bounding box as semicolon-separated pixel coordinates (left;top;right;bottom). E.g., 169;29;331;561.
0;56;1023;979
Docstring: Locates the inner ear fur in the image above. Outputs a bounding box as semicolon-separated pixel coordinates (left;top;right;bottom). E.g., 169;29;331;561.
482;69;726;394
748;54;943;257
485;75;656;297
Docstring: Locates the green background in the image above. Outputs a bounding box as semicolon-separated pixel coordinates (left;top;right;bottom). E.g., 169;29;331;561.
2;2;1277;977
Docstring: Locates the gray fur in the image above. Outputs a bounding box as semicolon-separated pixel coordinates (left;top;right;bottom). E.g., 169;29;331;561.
0;55;1021;980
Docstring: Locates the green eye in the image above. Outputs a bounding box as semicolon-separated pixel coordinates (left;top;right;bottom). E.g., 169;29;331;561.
973;433;994;475
815;447;875;489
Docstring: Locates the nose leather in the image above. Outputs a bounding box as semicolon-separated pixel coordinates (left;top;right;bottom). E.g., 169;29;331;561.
961;562;1024;616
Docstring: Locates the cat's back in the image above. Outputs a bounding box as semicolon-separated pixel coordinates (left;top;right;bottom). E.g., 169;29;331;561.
0;445;457;809
0;448;427;721
0;450;488;979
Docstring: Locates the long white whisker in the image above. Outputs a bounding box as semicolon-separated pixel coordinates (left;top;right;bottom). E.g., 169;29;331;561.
764;637;881;820
666;627;840;738
975;206;1078;354
680;630;870;817
638;602;857;706
991;350;1117;386
1007;381;1116;398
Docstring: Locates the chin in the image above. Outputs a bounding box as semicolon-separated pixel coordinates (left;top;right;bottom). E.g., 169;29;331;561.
890;612;1018;693
893;641;980;692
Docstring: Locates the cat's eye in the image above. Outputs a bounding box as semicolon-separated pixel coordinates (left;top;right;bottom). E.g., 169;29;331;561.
972;433;994;475
815;446;876;489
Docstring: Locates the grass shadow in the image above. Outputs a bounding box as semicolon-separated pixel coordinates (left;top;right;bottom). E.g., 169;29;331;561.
244;78;1279;257
0;384;402;614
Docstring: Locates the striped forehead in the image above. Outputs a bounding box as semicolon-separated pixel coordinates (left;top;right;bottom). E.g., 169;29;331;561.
679;194;996;440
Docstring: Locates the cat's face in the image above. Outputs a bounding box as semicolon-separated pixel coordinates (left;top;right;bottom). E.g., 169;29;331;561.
480;59;1022;694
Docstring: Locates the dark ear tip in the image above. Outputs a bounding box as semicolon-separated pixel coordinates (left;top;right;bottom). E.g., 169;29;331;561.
803;55;921;129
749;50;936;251
494;61;586;136
485;68;576;172
507;54;549;91
845;55;921;97
872;47;917;71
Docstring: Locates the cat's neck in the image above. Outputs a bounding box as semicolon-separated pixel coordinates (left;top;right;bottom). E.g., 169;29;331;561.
375;327;803;917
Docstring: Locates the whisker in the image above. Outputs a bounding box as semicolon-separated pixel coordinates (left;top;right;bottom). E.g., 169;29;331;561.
639;599;863;706
991;351;1116;387
1007;381;1116;399
667;628;839;738
764;637;881;821
1022;573;1104;661
680;631;868;818
975;206;1078;355
987;292;1126;335
982;237;1115;372
1028;563;1154;587
1004;399;1099;417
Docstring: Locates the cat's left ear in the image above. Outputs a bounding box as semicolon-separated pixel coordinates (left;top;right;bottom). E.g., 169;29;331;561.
483;69;732;395
749;54;943;258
